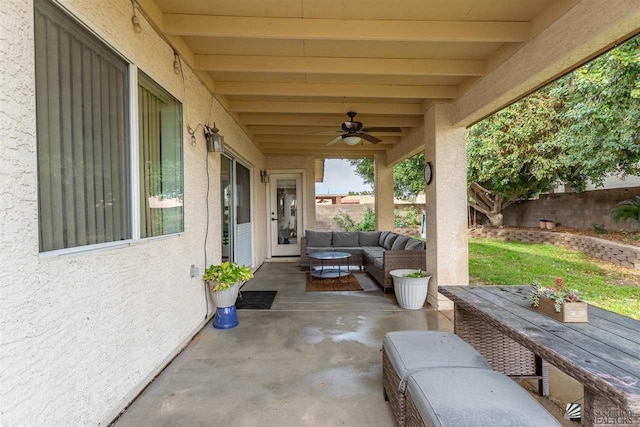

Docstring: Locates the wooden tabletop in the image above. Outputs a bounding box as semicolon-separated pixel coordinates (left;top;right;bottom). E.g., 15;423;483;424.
440;285;640;412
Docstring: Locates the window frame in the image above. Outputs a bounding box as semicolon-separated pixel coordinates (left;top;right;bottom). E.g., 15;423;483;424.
36;0;185;258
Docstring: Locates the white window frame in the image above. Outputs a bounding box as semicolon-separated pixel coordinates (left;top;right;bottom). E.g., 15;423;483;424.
38;0;184;259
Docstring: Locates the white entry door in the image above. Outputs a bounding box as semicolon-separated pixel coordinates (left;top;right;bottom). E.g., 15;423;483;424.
270;174;302;257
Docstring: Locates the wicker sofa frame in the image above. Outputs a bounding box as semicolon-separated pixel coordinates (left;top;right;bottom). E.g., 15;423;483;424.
300;235;426;293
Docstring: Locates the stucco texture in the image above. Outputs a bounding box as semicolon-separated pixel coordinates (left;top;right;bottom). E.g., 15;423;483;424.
0;0;265;425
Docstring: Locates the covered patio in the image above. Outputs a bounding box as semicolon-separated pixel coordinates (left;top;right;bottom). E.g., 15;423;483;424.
2;0;639;426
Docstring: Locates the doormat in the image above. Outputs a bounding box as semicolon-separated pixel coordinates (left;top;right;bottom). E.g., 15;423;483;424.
236;291;277;309
305;273;364;292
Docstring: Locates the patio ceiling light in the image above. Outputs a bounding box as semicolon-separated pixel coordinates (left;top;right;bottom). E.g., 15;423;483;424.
343;136;362;145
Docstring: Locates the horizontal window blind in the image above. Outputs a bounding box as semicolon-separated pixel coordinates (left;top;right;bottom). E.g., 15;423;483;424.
34;0;130;252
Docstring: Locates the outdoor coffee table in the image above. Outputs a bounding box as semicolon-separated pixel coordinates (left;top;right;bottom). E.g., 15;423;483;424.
308;251;351;284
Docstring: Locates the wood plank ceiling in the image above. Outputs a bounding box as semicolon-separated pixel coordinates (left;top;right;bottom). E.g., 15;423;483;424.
152;0;572;158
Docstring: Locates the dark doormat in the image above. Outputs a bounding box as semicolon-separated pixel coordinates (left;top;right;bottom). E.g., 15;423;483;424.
235;291;277;309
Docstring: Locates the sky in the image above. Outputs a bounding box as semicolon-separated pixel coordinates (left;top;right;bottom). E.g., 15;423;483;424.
315;159;373;195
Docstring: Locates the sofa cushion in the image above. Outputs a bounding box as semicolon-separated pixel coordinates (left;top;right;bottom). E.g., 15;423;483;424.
405;238;425;250
334;247;363;256
306;247;335;255
391;235;410;251
373;257;384;269
358;231;381;246
407;368;561;427
383;233;399;250
332;232;359;247
378;231;390;246
362;247;384;259
383;331;491;378
306;230;332;247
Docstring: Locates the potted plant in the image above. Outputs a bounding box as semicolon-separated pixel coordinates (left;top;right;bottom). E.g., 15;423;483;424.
529;278;588;322
203;261;254;329
390;269;432;310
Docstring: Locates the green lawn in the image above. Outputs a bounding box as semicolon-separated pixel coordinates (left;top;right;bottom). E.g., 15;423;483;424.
469;238;640;320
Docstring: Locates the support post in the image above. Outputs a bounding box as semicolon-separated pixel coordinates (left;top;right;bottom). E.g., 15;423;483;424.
374;153;394;231
424;104;469;309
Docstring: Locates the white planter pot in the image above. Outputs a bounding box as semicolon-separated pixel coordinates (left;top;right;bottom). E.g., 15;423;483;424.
390;269;432;310
211;282;240;308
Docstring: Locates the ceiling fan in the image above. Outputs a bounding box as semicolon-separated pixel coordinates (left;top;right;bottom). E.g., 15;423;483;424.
311;112;402;146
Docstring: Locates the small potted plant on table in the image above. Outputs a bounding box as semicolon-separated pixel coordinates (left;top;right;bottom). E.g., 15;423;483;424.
390;269;432;310
204;261;254;329
529;278;588;322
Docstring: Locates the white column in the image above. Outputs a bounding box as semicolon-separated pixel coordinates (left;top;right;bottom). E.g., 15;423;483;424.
374;153;394;231
424;104;469;309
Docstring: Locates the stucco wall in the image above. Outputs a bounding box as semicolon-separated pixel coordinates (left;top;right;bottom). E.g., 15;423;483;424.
504;187;640;231
0;1;266;426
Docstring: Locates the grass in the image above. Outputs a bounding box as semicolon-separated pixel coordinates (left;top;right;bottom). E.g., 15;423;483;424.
469;238;640;320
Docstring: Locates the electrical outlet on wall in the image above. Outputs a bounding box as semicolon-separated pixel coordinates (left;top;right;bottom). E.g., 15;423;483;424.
190;264;200;278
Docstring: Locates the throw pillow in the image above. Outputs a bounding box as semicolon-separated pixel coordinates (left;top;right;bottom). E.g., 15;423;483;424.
378;231;390;246
306;230;332;247
391;235;410;250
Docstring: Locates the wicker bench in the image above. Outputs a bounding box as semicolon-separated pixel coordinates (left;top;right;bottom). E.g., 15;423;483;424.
405;368;561;427
382;331;492;427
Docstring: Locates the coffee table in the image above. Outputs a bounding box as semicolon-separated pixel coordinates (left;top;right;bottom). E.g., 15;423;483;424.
308;251;351;284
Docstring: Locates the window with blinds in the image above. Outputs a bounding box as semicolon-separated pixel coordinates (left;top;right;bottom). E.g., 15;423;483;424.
34;0;131;252
138;72;184;238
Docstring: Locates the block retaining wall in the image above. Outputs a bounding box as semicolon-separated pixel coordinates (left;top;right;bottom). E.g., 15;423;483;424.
470;228;640;270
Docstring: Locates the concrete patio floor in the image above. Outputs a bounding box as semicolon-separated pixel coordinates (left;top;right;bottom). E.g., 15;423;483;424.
113;262;578;427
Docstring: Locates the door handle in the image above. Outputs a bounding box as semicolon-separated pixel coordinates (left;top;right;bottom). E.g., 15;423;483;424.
271;218;277;221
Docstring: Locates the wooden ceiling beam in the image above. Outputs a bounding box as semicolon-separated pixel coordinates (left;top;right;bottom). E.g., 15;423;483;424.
215;82;457;98
254;135;400;144
195;55;485;77
239;114;423;127
248;126;411;136
229;101;422;115
164;15;531;43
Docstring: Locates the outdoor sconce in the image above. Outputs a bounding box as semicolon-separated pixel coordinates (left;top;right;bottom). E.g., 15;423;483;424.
260;170;270;184
204;124;224;152
131;0;143;33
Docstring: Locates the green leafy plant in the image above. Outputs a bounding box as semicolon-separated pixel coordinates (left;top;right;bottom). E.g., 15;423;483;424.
203;261;254;292
611;196;640;225
394;207;421;228
405;269;428;278
592;223;606;234
529;278;581;312
333;207;375;232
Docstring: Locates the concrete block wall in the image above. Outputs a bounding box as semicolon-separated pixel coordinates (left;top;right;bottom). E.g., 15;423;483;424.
315;203;424;234
470;228;640;270
504;187;640;231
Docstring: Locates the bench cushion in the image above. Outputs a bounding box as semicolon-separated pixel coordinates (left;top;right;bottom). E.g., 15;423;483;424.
383;233;399;249
334;247;363;255
407;368;561;427
358;231;381;246
362;247;384;259
332;232;359;247
383;331;490;379
306;247;335;255
306;230;332;247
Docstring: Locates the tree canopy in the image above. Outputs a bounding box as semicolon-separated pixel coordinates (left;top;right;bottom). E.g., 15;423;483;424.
350;35;640;225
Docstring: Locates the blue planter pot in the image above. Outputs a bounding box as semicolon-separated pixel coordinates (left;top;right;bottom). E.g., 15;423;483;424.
213;306;239;329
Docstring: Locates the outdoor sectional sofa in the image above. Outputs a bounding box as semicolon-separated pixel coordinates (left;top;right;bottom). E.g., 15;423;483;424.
300;230;426;292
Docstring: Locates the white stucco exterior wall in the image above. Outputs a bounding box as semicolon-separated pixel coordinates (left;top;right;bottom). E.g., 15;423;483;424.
0;0;266;425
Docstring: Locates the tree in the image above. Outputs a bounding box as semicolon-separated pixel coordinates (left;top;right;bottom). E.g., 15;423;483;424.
349;154;425;200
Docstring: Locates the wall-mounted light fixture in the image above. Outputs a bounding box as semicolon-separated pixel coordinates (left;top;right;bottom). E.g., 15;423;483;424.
131;0;142;33
204;124;224;152
260;170;270;184
173;51;181;75
187;125;198;147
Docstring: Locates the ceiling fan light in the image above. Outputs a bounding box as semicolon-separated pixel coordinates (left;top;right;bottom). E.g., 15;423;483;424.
343;136;362;145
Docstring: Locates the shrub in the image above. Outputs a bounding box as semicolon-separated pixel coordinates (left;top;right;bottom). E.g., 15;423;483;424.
394;206;421;228
611;196;640;224
592;223;606;234
333;207;376;232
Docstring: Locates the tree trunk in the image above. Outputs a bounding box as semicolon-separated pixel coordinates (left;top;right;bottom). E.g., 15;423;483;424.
485;212;504;227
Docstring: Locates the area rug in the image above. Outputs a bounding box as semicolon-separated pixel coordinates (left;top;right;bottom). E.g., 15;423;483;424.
305;272;364;292
235;291;277;309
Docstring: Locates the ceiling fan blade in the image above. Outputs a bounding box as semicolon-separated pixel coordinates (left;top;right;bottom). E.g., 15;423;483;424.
359;133;382;144
306;130;344;135
361;127;402;133
326;135;344;145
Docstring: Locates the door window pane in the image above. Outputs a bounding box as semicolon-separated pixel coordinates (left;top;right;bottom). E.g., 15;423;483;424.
276;179;297;245
34;0;130;252
138;72;184;237
236;163;251;224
